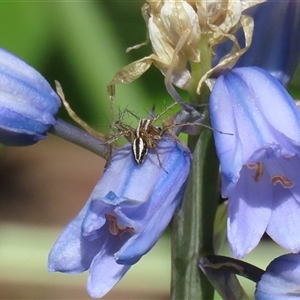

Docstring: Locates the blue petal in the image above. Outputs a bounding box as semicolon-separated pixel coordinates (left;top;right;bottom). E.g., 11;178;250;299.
0;48;60;117
116;181;188;264
48;200;104;274
255;253;300;299
50;139;192;298
250;154;300;252
209;67;300;195
266;156;300;252
0;48;60;145
87;232;131;298
227;165;272;258
231;68;300;145
0;107;49;146
83;140;192;265
214;0;300;85
267;192;300;253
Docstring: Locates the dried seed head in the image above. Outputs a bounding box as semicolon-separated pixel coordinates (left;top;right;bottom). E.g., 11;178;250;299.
148;0;201;62
108;0;266;98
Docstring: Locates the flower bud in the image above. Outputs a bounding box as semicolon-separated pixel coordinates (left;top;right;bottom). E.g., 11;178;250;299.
0;48;60;146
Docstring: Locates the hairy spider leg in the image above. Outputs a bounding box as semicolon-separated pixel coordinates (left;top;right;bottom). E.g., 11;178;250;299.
106;121;136;145
160;121;233;136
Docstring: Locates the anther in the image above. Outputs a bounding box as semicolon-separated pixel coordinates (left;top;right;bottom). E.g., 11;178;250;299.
106;213;135;236
247;162;264;182
270;175;295;189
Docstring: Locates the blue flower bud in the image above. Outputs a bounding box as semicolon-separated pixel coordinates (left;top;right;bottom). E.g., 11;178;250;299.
255;252;300;299
0;48;60;146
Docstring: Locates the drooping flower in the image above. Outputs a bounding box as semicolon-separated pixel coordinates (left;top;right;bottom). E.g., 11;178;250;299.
255;252;300;299
48;139;192;298
214;0;300;86
209;66;300;258
0;48;60;146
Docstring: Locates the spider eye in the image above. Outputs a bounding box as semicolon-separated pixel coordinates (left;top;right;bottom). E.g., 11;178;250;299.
132;137;148;164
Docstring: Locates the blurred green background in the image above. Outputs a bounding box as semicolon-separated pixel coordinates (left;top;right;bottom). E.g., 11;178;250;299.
0;1;298;299
0;1;173;135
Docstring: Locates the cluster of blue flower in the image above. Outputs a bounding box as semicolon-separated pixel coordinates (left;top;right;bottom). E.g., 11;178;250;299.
1;0;300;299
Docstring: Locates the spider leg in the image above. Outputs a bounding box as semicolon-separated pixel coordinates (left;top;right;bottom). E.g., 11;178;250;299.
152;101;178;122
152;146;168;173
123;107;144;121
105;128;134;166
162;122;233;136
105;128;135;145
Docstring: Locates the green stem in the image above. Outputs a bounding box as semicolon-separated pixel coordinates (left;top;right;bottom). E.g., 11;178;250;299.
171;121;220;299
189;34;213;97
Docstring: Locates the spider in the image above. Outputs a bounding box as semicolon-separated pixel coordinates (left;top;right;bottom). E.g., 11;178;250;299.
105;101;180;165
106;100;232;166
55;81;230;166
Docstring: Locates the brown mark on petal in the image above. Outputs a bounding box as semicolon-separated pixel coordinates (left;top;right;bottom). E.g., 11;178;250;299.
270;175;295;189
247;162;264;182
283;156;292;162
106;212;135;237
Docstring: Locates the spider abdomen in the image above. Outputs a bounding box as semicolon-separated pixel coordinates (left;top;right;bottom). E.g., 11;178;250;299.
132;137;148;164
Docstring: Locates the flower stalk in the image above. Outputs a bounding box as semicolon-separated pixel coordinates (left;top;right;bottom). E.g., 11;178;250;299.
49;118;111;159
171;104;220;299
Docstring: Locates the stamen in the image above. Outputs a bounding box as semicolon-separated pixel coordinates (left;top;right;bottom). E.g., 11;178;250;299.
106;213;135;236
247;162;264;182
270;175;295;189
